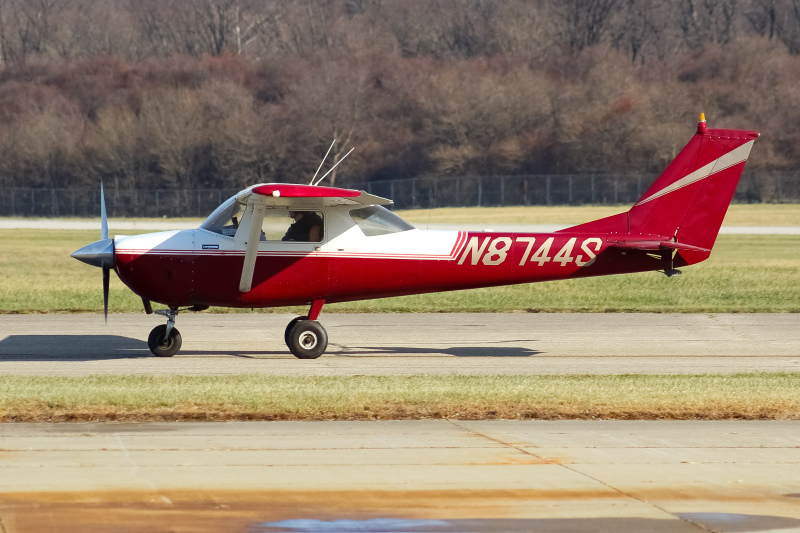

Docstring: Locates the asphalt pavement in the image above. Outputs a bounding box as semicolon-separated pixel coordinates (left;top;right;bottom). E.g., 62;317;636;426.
1;313;798;376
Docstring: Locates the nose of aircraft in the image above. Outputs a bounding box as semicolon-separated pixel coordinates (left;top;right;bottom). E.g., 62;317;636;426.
71;238;115;269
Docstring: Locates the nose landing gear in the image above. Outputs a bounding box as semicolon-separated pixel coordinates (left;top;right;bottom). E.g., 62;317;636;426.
148;308;181;357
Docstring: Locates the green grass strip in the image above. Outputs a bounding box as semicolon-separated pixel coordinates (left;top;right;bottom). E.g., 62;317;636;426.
1;374;798;422
2;231;800;313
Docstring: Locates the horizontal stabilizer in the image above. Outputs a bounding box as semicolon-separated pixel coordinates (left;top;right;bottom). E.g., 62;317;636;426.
605;239;711;254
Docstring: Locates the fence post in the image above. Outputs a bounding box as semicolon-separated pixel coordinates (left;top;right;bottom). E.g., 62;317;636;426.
569;176;573;204
477;177;482;207
546;176;551;205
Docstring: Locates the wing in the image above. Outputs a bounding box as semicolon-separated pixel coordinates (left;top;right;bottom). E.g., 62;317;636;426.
237;184;390;293
238;183;391;208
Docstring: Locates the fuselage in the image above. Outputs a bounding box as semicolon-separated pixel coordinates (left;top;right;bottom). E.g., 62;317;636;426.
113;204;681;309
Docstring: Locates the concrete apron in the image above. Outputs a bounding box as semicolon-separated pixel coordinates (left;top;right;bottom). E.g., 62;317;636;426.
0;420;799;533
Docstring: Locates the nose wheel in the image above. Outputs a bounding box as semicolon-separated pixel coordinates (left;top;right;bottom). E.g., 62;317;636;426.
148;308;181;357
148;324;182;357
285;319;328;359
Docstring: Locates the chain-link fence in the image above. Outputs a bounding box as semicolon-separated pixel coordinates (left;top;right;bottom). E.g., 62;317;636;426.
1;171;797;218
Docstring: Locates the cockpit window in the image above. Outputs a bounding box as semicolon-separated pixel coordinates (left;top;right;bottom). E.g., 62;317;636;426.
350;206;415;236
200;196;246;236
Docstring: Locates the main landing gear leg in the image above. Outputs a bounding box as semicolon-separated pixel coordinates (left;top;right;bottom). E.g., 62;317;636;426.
148;308;182;357
285;299;327;359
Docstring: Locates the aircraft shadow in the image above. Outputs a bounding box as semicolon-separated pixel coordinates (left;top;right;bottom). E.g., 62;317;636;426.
178;345;541;358
335;344;540;357
0;335;150;361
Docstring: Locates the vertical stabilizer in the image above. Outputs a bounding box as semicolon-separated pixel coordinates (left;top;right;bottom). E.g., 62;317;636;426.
561;115;758;264
628;116;758;254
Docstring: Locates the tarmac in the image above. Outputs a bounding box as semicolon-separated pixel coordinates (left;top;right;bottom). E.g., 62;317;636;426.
0;420;799;533
1;313;798;376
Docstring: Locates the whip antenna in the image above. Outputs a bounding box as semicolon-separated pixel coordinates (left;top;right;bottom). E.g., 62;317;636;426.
310;139;336;185
312;147;355;186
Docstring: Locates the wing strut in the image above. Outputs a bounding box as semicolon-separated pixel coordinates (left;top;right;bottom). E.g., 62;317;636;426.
238;202;266;293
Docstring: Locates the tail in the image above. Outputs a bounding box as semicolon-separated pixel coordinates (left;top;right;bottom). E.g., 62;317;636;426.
563;114;758;265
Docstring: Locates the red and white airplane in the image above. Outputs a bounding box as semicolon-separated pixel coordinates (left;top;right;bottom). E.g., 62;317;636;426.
73;115;757;359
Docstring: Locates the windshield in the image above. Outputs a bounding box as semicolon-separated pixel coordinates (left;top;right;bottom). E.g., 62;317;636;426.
200;196;246;236
350;206;415;237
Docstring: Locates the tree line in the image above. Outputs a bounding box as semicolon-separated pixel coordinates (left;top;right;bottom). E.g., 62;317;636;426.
0;0;798;200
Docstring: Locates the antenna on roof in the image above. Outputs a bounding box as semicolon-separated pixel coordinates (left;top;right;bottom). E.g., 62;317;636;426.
312;146;355;187
310;139;336;185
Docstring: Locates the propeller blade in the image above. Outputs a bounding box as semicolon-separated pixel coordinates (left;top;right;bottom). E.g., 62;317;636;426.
100;183;108;241
102;266;110;324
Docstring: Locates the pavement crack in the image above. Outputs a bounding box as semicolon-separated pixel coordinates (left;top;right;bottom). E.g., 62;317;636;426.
446;420;712;531
115;435;172;505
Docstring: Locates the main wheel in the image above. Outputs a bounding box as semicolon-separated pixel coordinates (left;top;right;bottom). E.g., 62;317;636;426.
147;324;182;357
287;320;327;359
284;316;307;347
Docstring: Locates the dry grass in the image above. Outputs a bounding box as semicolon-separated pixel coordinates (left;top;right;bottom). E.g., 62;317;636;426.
1;374;798;422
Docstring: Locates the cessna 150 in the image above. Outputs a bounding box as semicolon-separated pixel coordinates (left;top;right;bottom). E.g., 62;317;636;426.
73;115;757;359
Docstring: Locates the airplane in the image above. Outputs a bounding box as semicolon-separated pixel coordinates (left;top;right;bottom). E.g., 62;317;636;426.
72;114;758;359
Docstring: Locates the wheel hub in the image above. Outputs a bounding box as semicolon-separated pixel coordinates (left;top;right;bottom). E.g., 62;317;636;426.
299;331;318;350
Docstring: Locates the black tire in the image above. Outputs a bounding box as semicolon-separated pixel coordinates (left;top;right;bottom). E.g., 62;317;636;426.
147;324;182;357
284;316;307;347
287;320;327;359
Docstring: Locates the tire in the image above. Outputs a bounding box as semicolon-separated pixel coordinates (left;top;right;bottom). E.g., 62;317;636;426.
287;320;327;359
147;324;182;357
284;316;307;347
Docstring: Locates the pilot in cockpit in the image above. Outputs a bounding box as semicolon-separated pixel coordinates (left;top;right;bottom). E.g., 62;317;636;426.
282;211;323;242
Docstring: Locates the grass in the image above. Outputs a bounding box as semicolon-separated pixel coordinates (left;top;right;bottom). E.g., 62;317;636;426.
0;230;797;314
396;203;800;226
1;374;798;422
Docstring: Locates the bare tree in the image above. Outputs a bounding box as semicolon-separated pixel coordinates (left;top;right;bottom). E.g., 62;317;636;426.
549;0;621;52
678;0;740;49
744;0;778;40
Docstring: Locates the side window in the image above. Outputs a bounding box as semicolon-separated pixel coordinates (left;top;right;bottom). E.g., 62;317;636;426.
350;206;415;236
262;210;324;242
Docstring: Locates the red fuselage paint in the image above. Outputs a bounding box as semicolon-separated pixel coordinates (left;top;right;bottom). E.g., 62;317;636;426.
114;231;685;309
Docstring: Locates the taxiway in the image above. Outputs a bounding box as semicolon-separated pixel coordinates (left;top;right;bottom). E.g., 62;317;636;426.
1;313;798;376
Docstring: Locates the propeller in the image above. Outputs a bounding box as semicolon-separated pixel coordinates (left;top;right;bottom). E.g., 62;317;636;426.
101;183;110;323
71;183;115;322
